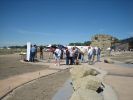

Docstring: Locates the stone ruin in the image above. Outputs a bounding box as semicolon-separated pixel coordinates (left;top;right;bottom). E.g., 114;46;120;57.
91;34;116;51
70;66;104;100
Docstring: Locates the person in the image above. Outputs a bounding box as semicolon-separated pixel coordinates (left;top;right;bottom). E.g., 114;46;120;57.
60;48;64;59
80;47;86;63
54;47;61;66
107;47;111;56
96;47;101;62
69;48;74;65
30;45;36;62
40;46;43;59
73;47;79;65
88;46;93;65
92;47;96;62
65;48;70;65
34;45;37;58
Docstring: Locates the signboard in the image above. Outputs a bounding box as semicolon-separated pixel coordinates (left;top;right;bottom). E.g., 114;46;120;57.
26;42;31;61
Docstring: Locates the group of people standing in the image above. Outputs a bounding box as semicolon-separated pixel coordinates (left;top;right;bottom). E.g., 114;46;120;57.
29;44;101;66
30;45;44;62
64;46;101;65
64;47;84;65
30;45;37;62
53;46;84;66
88;46;101;65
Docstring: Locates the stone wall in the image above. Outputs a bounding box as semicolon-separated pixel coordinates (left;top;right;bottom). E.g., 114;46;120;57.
91;34;115;51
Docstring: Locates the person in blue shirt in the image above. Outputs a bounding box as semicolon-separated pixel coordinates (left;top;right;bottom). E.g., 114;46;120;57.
30;45;36;62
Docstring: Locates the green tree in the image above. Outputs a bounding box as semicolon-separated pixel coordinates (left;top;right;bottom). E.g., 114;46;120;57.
69;41;91;46
83;41;91;46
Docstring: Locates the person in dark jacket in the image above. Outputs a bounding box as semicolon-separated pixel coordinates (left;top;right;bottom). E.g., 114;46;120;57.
30;45;36;62
65;48;70;65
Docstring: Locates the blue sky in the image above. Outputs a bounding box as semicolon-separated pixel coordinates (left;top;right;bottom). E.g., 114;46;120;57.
0;0;133;46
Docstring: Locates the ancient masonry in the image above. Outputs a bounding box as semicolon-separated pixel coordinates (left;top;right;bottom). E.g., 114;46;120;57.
91;34;115;50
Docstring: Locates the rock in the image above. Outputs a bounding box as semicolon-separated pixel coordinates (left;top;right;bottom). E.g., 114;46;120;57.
72;75;102;91
104;59;114;64
70;88;103;100
91;70;100;76
70;66;99;80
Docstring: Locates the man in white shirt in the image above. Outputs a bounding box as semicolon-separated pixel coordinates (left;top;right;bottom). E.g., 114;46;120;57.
88;46;93;64
54;47;61;66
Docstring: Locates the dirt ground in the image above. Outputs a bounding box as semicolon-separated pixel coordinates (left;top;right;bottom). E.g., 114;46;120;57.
3;69;70;100
111;56;133;62
110;52;133;62
0;54;70;100
92;59;133;100
1;53;133;100
0;54;49;80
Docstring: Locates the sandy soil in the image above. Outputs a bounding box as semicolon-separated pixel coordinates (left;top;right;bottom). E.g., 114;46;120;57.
93;61;133;100
105;75;133;100
3;69;70;100
0;54;49;80
111;56;133;62
110;52;133;62
0;54;70;100
1;53;133;100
